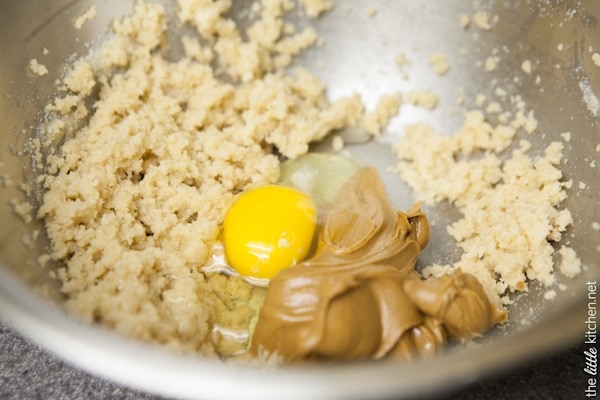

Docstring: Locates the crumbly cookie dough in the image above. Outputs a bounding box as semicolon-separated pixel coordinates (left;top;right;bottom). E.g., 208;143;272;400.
394;111;577;306
35;0;377;357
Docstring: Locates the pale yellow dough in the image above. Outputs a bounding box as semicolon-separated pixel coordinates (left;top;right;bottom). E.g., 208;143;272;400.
36;0;372;357
394;111;576;306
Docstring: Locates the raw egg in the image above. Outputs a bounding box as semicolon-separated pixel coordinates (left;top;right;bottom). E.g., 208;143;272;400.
223;185;317;280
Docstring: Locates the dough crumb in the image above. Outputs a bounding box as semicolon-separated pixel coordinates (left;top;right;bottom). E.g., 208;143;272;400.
459;13;471;29
475;94;487;107
485;56;500;71
395;52;407;66
592;52;600;67
181;36;215;63
520;319;532;327
10;198;34;223
485;102;502;114
38;254;52;268
74;6;97;30
298;0;333;17
473;10;492;30
406;90;439;110
421;264;454;279
521;60;532;74
331;135;344;152
543;289;557;301
429;52;450;75
0;173;14;188
560;132;571;142
558;246;582;278
366;7;378;17
361;92;402;136
28;59;48;76
62;60;95;95
558;283;568;291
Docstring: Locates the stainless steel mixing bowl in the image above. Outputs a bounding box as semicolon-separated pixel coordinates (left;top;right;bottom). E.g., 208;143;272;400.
1;1;599;399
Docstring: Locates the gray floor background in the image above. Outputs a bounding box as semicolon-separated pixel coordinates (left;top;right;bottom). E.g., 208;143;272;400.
0;321;586;400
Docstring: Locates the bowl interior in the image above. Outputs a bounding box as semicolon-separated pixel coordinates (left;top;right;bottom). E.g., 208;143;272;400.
1;1;599;399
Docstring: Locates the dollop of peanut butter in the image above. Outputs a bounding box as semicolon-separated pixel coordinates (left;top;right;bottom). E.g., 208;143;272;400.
250;167;507;362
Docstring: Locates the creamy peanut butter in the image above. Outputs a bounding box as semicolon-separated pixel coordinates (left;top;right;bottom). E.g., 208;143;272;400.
250;168;506;362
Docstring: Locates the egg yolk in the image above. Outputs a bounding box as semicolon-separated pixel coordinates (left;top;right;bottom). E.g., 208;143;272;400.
223;185;317;280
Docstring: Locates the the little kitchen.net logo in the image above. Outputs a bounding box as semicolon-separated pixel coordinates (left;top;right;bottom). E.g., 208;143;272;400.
585;280;597;398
